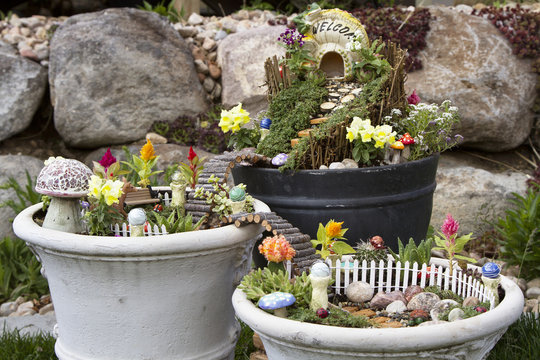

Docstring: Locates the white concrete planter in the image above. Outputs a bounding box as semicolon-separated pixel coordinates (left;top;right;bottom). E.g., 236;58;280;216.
232;264;524;360
13;200;269;360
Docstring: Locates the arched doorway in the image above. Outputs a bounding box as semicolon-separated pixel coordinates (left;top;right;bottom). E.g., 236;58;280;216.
319;52;344;78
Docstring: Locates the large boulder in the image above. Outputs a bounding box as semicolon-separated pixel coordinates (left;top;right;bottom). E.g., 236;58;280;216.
0;155;44;240
431;153;529;235
218;25;285;115
406;7;536;152
49;8;209;149
0;41;47;142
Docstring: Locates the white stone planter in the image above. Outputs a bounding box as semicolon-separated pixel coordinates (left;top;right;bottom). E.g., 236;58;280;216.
13;200;269;360
232;263;524;360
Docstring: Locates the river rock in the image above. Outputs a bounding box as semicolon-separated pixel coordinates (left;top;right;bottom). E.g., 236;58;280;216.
431;155;529;235
0;41;48;142
0;155;44;240
527;278;540;289
406;7;536;151
448;307;465;322
218;25;285;115
386;300;407;314
430;299;459;321
404;285;423;303
370;291;407;309
346;281;374;303
49;8;208;148
526;287;540;299
462;296;480;307
407;292;441;312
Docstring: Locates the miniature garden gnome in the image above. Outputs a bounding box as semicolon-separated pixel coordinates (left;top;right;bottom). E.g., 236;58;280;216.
128;208;146;237
309;262;331;311
229;186;246;214
481;262;501;306
170;171;187;213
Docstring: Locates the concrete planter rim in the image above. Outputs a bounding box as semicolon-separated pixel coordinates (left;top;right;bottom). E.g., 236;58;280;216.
232;261;524;353
13;200;269;257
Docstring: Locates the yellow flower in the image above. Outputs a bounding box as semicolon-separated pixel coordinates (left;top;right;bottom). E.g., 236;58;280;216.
326;220;344;239
87;175;103;200
219;103;250;134
372;124;396;149
140;139;156;161
102;179;123;206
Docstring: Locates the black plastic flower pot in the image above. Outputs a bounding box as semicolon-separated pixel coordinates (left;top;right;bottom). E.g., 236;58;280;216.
232;154;439;252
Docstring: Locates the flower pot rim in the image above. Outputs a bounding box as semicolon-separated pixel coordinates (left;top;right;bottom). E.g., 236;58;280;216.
235;153;440;175
232;260;524;352
13;200;269;257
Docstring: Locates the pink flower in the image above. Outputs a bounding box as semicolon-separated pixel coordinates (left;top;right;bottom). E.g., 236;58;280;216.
441;214;459;241
99;148;116;170
407;90;420;105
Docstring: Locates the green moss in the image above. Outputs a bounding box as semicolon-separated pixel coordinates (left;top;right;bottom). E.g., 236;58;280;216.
423;286;463;302
287;306;372;328
256;79;328;158
438;302;491;321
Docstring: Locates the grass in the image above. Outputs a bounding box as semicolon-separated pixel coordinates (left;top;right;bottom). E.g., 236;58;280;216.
1;314;538;359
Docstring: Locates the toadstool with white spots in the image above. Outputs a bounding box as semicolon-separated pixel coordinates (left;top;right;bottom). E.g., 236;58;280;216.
35;157;93;233
258;292;296;318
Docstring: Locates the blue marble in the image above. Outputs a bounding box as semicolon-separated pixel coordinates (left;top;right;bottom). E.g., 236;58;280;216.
482;262;501;279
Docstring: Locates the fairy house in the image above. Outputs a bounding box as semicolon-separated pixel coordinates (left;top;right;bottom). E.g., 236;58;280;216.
301;8;369;80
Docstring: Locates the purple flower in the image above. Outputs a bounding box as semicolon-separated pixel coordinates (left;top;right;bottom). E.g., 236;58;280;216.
407;90;420;105
454;134;464;143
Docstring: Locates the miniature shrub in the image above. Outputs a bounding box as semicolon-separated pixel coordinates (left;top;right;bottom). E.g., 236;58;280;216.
288;306;372;328
495;184;540;280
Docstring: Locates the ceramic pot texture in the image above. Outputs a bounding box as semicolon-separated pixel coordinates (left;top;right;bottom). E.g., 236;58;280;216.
233;261;524;360
232;155;439;251
13;200;269;360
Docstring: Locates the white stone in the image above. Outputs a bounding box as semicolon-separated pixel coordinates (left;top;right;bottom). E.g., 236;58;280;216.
526;287;540;299
145;132;167;144
448;308;465;322
187;12;204;26
341;158;358;168
527;278;540;289
202;37;216;51
453;5;473;15
0;301;18;317
39;303;54;315
319;165;328;169
430;299;459;321
329;162;345;169
345;281;374;303
386;300;407;314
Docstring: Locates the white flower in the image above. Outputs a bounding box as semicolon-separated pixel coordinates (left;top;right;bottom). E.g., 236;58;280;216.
442;112;453;119
391;108;402;117
441;100;451;107
449;106;458;112
44;156;64;166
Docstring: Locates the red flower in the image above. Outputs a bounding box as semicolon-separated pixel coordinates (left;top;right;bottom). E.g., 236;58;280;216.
441;214;459;241
407;90;420;105
99;148;116;170
188;146;197;162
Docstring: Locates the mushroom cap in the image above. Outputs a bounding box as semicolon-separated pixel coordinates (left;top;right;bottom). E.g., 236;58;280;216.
481;262;501;279
35;158;93;197
258;292;296;310
398;133;415;145
390;141;404;150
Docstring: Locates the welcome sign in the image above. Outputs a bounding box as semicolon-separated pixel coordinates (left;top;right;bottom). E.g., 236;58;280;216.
302;9;369;80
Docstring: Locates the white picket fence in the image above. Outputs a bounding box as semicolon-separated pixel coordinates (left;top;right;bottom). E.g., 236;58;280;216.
285;258;496;310
110;190;173;237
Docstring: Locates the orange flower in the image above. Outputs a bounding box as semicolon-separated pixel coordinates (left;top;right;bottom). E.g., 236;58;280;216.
326;220;344;239
140;139;156;161
258;235;296;263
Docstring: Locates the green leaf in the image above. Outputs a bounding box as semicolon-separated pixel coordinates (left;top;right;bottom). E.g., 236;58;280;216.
331;241;355;256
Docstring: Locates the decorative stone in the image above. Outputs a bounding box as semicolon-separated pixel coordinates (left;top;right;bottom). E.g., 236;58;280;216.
407;292;441;312
352;309;376;318
379;321;403;328
208;62;221;79
527;278;540;289
319;165;328;169
39;303;54;315
271;153;288;166
187;12;204;26
430;299;459;321
146;132;167;144
342;306;359;313
404;285;423;303
341;94;356;103
203;77;215;92
320;102;336;112
341;158;358;168
0;301;18;317
329;162;346;169
524;299;539;313
370;316;391;324
194;59;209;74
462;296;480;307
526;287;540;299
345;281;374;303
409;309;429;320
370;291;407;309
202;37;216;51
482;262;501;278
448;308;465;322
386;300;407;314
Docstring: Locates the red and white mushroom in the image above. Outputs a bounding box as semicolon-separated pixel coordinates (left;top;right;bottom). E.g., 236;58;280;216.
399;133;415;145
35;158;93;233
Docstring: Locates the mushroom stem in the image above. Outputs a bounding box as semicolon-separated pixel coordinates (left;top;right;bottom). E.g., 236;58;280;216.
42;197;83;234
274;307;288;318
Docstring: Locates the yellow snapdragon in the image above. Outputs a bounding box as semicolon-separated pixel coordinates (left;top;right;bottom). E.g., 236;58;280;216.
87;175;123;206
372;124;396;149
219;103;250;133
346;117;374;143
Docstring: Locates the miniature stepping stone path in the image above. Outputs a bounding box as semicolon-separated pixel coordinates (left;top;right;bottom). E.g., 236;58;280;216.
185;149;320;274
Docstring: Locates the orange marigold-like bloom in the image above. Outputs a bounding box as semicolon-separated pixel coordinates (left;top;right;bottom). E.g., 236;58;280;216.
326;220;344;239
140;139;156;161
258;235;296;263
